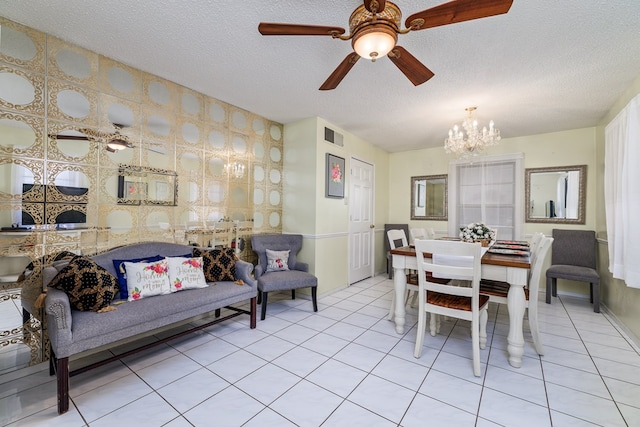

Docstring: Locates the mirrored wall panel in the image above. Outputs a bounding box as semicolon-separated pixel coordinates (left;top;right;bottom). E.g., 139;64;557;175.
0;16;283;375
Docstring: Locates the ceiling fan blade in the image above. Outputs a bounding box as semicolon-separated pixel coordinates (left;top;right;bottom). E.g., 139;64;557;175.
147;146;167;155
388;46;435;86
405;0;513;31
319;52;360;91
364;0;386;14
49;134;90;141
258;23;346;36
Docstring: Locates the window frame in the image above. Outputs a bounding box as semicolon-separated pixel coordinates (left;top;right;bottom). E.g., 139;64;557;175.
448;153;524;240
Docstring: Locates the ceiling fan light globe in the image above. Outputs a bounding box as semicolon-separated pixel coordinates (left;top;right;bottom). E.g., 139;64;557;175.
107;138;128;151
352;25;397;61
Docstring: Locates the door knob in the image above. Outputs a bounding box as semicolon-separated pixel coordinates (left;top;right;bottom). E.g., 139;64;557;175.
370;224;375;228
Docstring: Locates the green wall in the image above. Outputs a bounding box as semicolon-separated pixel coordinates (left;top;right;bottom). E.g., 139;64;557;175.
283;117;390;295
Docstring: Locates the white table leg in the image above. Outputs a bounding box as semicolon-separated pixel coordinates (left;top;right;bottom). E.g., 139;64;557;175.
393;266;407;334
506;282;526;368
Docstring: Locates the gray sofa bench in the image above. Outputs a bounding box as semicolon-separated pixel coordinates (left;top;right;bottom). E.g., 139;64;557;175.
44;241;257;414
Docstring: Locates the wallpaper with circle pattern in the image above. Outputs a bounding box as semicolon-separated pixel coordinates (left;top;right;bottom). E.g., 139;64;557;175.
0;17;284;257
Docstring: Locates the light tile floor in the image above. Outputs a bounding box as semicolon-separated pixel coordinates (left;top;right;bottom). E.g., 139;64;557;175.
2;274;639;426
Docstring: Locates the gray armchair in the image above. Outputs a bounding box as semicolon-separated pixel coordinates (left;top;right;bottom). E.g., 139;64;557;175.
545;229;600;312
251;234;318;320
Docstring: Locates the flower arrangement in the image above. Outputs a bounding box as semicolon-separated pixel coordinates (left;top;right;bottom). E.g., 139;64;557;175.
459;222;496;244
331;162;342;183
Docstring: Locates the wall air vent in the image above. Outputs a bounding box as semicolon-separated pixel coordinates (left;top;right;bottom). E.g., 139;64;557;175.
324;127;344;147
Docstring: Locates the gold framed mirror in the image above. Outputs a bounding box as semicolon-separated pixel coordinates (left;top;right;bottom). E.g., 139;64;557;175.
410;174;448;221
525;165;586;224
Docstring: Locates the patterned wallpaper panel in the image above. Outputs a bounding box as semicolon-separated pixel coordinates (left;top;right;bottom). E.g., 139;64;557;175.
0;16;284;254
0;16;278;371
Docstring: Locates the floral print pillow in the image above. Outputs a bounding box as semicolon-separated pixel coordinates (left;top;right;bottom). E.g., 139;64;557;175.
166;256;208;292
266;249;290;272
123;259;171;301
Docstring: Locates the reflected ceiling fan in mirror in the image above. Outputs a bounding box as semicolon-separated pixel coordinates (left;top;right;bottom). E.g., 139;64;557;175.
51;123;165;154
258;0;513;90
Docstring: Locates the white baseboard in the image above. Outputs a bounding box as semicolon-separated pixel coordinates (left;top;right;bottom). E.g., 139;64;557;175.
601;305;640;353
544;290;640;352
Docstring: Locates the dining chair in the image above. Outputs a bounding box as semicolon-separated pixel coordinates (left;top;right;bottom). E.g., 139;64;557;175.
384;224;410;279
479;236;553;355
529;232;545;261
387;229;419;317
410;227;435;242
413;239;488;377
546;229;600;312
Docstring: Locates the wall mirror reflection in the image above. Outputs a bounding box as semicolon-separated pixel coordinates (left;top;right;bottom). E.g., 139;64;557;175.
411;174;448;220
117;164;177;206
525;165;586;224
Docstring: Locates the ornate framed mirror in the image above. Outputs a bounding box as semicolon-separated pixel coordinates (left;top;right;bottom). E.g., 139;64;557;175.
525;165;586;224
411;174;448;220
117;164;177;206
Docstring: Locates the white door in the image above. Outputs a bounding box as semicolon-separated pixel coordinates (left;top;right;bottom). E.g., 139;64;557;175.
349;158;374;284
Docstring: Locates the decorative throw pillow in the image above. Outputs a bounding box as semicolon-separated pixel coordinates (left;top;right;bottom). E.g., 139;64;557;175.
48;256;119;312
192;247;237;282
166;256;208;292
112;255;163;299
24;250;76;273
266;249;290;272
123;259;171;301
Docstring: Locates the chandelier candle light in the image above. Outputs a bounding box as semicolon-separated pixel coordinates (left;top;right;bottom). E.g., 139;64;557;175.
444;107;501;157
225;161;245;178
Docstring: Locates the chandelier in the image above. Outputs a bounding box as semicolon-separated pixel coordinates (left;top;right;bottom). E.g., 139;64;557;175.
225;161;245;178
444;107;501;157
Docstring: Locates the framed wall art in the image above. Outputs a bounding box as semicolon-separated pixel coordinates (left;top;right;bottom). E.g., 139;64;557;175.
325;153;345;199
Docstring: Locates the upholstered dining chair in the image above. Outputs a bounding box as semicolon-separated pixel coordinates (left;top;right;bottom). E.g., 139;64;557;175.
413;239;488;377
546;229;600;312
251;234;318;320
480;236;553;355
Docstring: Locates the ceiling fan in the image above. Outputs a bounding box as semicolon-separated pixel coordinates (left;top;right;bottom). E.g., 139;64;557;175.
258;0;514;90
51;123;165;154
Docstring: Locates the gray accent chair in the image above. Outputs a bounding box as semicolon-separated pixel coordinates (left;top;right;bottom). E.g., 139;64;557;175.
546;229;600;312
251;234;318;320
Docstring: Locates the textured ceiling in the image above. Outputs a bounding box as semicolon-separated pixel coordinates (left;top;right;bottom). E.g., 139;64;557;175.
1;1;639;153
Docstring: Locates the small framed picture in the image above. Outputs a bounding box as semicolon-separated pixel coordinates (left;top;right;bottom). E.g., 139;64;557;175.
326;153;345;199
123;180;147;202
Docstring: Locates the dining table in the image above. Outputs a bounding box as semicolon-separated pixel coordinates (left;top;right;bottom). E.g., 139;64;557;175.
389;243;531;368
